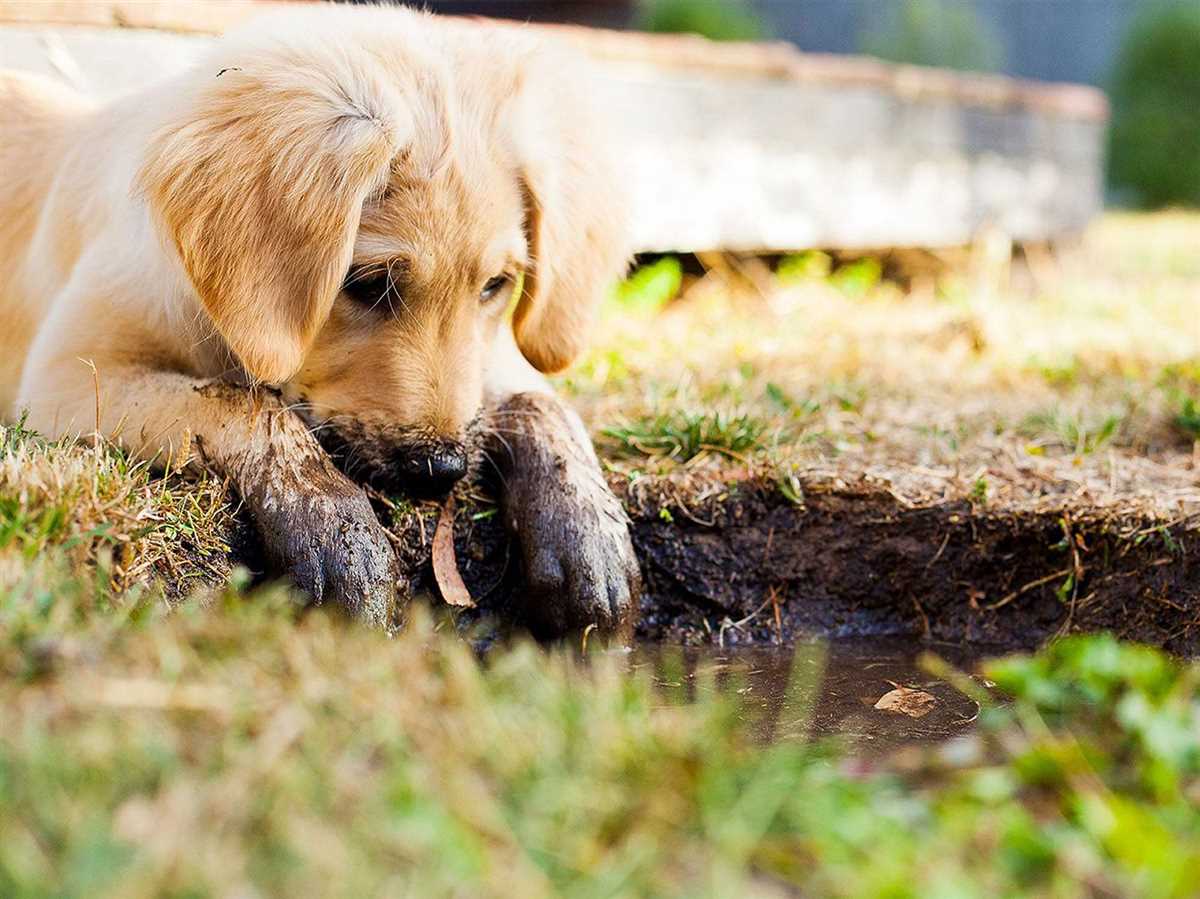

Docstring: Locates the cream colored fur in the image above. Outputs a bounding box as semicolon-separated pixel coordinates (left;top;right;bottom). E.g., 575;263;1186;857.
0;5;628;458
0;5;636;628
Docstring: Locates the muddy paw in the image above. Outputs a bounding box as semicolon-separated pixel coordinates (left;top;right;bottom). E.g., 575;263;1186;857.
249;479;405;630
505;457;641;640
485;391;642;640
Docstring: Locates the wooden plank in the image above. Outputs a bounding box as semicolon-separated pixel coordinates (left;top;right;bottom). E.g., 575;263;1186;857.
535;25;1108;121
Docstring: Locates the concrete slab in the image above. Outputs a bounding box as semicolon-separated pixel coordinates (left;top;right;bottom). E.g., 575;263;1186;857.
0;7;1108;252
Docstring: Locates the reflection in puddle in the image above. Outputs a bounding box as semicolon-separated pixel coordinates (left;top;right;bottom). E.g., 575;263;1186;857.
632;640;999;751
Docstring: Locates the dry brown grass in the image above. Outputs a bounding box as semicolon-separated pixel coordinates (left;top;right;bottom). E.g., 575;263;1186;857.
0;422;233;608
1;212;1196;607
2;215;1200;898
568;212;1200;520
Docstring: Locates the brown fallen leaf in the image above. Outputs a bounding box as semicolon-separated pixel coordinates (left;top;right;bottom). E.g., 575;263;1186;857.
873;685;937;718
432;498;475;608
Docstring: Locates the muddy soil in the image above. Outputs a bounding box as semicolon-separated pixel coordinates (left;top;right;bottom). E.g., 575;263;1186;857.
625;478;1199;652
302;473;1200;653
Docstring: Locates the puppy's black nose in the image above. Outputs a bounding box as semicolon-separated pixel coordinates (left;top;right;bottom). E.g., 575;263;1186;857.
396;445;468;498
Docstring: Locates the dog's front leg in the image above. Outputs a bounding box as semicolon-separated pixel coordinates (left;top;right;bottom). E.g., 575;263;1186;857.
483;333;640;638
21;368;402;627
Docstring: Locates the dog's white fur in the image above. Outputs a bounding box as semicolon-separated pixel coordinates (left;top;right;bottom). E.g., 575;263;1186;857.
0;5;638;629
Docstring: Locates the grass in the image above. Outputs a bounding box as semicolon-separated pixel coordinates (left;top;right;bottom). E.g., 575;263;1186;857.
601;410;770;462
565;212;1200;517
1017;408;1125;456
1159;363;1200;440
0;416;232;596
2;536;1200;897
1176;397;1200;440
2;212;1200;895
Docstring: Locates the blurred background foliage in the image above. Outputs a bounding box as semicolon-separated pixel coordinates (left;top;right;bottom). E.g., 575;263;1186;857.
1107;2;1200;208
857;0;1004;73
637;0;768;42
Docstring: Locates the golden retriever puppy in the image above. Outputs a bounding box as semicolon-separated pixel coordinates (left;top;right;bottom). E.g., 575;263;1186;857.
0;5;639;634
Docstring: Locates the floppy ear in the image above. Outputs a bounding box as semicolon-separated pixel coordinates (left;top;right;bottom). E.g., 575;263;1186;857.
140;57;405;384
510;52;631;374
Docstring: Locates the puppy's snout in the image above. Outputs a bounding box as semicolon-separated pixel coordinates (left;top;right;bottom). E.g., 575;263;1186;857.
395;443;468;498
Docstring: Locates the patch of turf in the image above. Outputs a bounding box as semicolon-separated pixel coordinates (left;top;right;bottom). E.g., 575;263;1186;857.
0;422;233;595
1018;408;1125;455
1;550;1199;897
601;410;770;462
1175;397;1200;440
3;212;1200;896
572;212;1200;512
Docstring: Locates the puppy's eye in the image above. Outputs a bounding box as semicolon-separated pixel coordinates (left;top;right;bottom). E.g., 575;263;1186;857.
480;274;510;303
342;266;394;309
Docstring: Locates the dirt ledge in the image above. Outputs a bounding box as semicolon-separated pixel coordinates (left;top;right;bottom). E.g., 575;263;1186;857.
629;479;1197;651
339;474;1200;652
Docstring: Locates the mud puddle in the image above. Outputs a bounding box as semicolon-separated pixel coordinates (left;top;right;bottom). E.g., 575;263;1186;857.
631;639;999;750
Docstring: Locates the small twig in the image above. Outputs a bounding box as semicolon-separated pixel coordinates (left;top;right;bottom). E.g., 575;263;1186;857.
911;593;931;639
885;487;918;510
696;443;752;464
77;356;101;438
720;591;779;647
1125;516;1196;539
381;529;410;551
769;585;783;645
670;488;715;527
925;531;951;570
984;568;1073;611
580;623;597;655
1055;513;1085;639
363;484;398;511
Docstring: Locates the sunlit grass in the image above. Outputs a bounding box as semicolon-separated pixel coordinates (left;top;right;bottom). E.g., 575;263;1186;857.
601;409;771;462
1017;408;1126;455
569;212;1200;513
1;549;1199;897
1176;398;1200;439
0;415;232;599
1;212;1200;896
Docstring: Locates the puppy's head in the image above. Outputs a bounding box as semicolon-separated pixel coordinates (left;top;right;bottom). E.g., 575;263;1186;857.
140;8;628;496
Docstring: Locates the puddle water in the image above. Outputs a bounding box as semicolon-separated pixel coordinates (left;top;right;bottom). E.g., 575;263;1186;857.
631;639;1002;751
